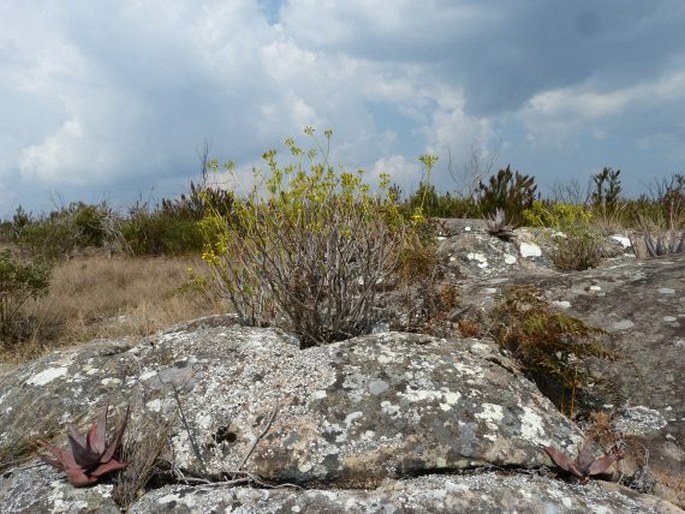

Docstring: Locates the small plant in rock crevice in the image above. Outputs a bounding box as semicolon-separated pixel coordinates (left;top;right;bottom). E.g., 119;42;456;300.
522;200;602;271
542;438;622;482
489;286;616;416
39;403;130;487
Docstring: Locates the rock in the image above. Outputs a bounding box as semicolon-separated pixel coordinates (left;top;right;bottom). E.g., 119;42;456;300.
129;474;682;514
1;329;580;485
443;226;685;507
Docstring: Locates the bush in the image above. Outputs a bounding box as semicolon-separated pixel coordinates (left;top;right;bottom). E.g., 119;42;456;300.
523;200;602;271
476;165;538;226
119;202;205;256
0;250;51;345
12;202;119;260
200;128;423;347
490;286;615;416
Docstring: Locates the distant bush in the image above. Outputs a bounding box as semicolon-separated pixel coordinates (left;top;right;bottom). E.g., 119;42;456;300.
120;175;235;257
200;128;425;347
119;202;205;256
476;165;538;226
11;202;118;260
0;249;51;346
590;167;622;214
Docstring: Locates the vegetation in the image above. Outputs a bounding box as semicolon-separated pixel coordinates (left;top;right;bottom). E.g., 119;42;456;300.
0;249;51;346
489;286;615;416
200;128;429;347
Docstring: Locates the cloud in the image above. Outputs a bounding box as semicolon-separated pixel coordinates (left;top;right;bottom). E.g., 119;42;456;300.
0;0;684;210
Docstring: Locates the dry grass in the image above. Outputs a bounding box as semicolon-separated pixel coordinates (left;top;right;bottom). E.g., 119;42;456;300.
0;253;224;366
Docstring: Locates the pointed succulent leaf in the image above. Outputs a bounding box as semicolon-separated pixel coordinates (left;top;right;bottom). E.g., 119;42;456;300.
86;403;109;456
542;445;575;474
587;452;619;476
89;458;128;478
100;405;129;463
67;432;101;469
67;425;87;450
38;441;74;471
574;440;597;475
64;466;99;487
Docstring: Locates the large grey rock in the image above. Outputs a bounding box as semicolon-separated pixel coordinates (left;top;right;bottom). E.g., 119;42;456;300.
0;329;580;487
128;474;682;514
442;226;685;506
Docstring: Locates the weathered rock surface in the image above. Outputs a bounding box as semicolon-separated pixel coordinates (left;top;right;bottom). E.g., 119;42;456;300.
0;220;683;512
436;222;684;506
128;474;681;514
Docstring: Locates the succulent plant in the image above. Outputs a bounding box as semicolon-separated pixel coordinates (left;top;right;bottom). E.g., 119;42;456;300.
485;208;516;240
542;438;621;481
39;403;129;487
643;231;685;258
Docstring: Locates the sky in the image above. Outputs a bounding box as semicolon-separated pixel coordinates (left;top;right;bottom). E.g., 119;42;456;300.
2;0;685;216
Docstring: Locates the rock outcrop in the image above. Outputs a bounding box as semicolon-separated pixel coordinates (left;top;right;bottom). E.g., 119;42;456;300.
0;222;683;513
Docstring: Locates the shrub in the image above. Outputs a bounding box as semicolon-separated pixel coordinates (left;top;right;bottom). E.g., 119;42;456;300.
523;200;602;271
0;249;51;345
591;167;622;214
12;202;119;259
200;128;423;347
476;165;537;226
490;286;615;416
119;203;205;256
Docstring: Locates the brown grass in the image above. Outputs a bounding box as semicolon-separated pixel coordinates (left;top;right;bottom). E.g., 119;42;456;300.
0;254;224;366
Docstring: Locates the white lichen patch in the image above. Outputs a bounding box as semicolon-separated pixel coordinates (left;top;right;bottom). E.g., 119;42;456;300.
519;242;542;258
27;367;68;386
345;411;363;427
368;379;389;395
381;401;401;418
504;254;517;265
474;403;504;432
519;406;546;445
312;390;327;400
467;252;489;268
439;392;462;411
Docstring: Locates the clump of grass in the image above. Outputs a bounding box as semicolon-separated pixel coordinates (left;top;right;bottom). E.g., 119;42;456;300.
489;286;616;416
0;254;222;366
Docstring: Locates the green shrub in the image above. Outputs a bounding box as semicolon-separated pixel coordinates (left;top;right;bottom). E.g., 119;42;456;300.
476;165;537;226
523;200;602;271
12;202;118;259
200;128;423;347
490;286;615;416
0;249;51;345
590;167;622;214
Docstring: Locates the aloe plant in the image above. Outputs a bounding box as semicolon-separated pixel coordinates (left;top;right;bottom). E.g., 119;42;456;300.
39;403;129;487
485;208;515;240
542;439;620;481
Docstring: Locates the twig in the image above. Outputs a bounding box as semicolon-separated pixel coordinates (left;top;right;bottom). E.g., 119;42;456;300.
170;384;208;476
239;406;279;471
